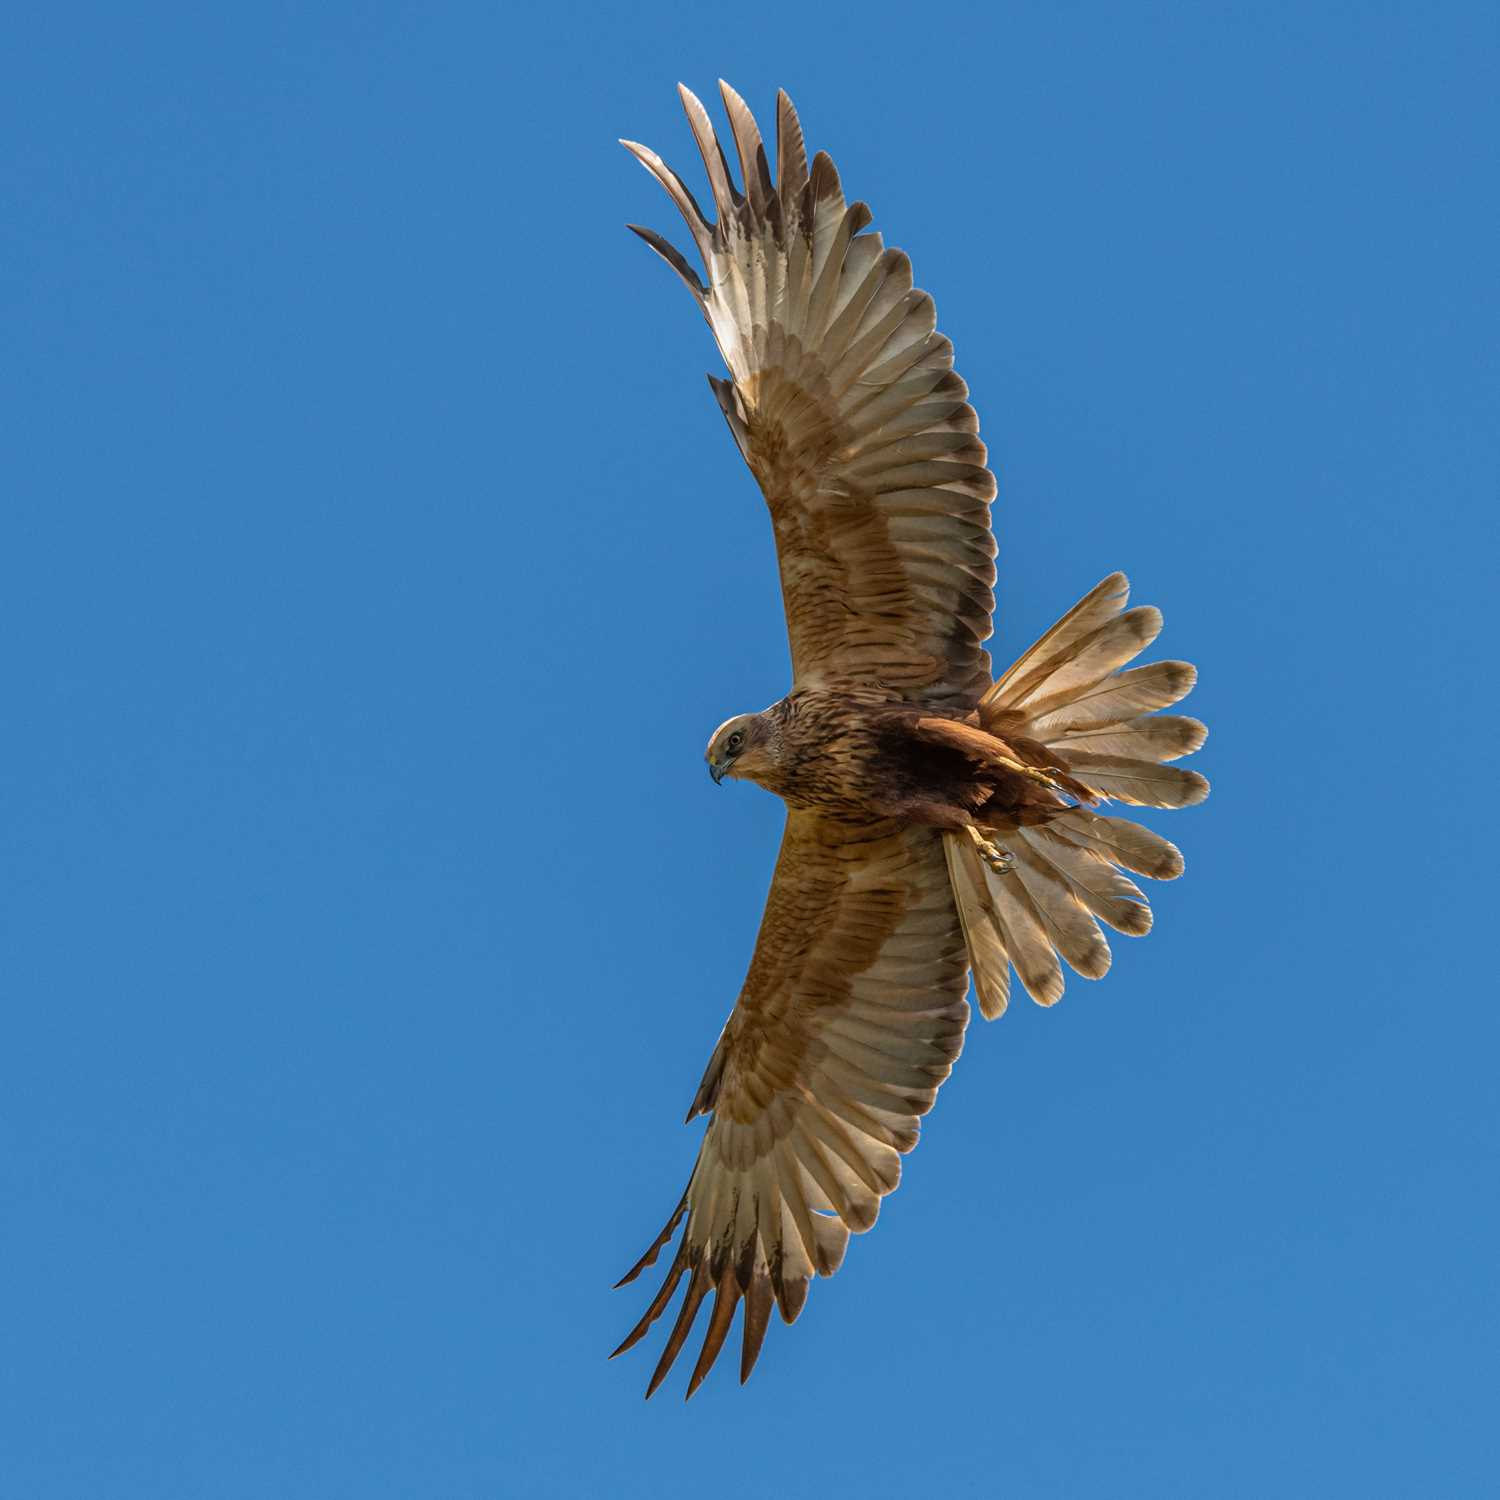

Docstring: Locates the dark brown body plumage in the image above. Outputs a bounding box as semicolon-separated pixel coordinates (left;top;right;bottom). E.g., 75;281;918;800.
757;691;1076;829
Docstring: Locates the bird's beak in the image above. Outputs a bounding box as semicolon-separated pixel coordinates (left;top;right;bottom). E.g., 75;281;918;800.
708;759;726;785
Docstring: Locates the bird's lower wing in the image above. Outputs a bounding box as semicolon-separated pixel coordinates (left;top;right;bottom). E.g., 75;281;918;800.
612;812;970;1398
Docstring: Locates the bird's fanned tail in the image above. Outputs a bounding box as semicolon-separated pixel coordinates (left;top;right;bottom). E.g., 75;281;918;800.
945;573;1208;1014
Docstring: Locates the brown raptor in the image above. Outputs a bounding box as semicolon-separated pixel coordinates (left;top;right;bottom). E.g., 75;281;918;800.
614;81;1209;1399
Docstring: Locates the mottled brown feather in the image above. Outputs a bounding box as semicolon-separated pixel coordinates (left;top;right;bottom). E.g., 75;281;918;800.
613;813;969;1398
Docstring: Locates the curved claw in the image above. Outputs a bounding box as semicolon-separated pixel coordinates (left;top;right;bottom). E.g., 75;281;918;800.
978;842;1014;875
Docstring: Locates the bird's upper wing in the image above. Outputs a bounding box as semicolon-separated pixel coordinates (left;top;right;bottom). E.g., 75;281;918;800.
612;812;970;1397
624;83;997;709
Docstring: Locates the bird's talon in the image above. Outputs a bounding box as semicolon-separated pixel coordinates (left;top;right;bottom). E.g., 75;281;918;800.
979;843;1014;875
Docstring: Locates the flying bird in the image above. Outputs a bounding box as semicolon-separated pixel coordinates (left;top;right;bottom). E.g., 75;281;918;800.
614;82;1208;1399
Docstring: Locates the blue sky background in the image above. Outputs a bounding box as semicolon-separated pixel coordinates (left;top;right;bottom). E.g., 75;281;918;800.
4;2;1497;1495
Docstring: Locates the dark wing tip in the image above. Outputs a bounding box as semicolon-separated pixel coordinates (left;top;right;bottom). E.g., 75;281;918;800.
739;1271;774;1383
613;1194;688;1288
624;223;707;297
683;1268;740;1400
644;1260;712;1398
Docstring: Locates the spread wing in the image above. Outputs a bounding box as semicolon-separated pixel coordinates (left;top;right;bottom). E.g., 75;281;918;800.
611;813;970;1398
624;83;997;708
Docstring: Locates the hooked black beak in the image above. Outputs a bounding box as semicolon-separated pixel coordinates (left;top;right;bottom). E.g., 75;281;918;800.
708;759;726;785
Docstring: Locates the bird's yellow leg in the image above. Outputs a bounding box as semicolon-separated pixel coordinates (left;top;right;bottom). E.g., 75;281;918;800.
966;825;1015;875
994;754;1062;790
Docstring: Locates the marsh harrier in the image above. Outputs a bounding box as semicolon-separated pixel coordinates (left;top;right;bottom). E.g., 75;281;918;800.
613;83;1208;1399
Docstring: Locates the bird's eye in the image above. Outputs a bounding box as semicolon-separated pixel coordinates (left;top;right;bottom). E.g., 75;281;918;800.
727;732;744;752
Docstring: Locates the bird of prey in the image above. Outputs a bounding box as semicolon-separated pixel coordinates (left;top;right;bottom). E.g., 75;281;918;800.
613;82;1208;1400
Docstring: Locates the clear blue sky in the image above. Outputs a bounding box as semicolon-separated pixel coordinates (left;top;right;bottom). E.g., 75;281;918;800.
4;3;1496;1495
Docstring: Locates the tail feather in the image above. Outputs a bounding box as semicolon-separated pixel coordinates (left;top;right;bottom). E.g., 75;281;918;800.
1008;843;1113;980
999;606;1164;717
1051;714;1206;763
1016;821;1151;936
943;835;1012;1021
1051;809;1184;882
979;859;1065;1008
1025;661;1197;735
948;574;1206;1010
1054;753;1209;809
986;573;1130;706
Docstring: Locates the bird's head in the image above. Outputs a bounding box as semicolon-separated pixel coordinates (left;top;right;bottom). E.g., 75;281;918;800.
705;711;778;788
